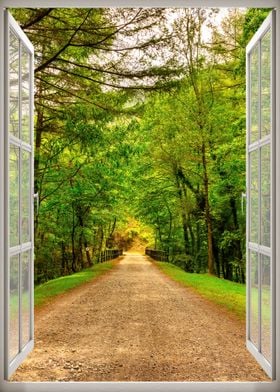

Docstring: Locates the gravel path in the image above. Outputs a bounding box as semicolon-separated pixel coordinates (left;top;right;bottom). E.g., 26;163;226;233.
11;254;268;382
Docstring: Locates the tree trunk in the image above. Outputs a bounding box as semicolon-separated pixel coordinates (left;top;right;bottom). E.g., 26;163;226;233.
221;257;226;279
202;142;215;275
71;206;77;272
213;238;220;277
78;233;84;269
76;206;85;269
34;104;44;236
84;240;92;266
175;172;190;255
230;196;243;262
188;220;195;258
98;226;104;262
61;241;68;275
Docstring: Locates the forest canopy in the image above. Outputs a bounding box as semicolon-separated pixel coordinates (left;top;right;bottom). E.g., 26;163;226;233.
11;7;270;284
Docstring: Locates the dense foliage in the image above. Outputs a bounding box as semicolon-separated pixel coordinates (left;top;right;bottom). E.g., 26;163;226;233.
12;7;269;284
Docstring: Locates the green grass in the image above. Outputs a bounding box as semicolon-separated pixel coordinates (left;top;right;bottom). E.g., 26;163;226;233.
34;261;115;308
156;261;246;321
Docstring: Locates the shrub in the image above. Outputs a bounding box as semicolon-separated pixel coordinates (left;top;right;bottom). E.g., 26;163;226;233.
172;254;194;273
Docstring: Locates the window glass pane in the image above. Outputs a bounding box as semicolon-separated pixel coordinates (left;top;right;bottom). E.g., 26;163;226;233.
21;45;30;144
9;254;19;362
21;251;31;348
261;144;270;247
250;251;259;347
261;29;271;139
250;45;259;144
261;255;271;363
10;145;20;247
22;150;30;243
9;29;19;138
250;150;258;243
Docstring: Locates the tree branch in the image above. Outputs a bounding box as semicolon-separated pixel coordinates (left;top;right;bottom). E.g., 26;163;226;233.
47;64;169;91
35;75;117;112
35;9;92;73
21;8;53;29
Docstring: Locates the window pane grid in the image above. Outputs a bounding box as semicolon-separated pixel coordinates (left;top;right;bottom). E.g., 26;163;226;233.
9;29;19;139
8;27;33;367
249;251;259;347
261;29;271;139
247;25;272;369
9;255;19;362
261;255;271;362
250;44;259;144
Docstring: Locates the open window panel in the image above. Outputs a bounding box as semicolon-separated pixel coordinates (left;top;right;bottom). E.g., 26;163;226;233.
4;11;34;379
246;10;276;379
1;6;277;384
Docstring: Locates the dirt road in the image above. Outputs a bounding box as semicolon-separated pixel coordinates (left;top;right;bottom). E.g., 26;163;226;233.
12;254;268;382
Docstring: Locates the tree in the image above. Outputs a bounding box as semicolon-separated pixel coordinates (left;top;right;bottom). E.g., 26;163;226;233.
10;7;266;283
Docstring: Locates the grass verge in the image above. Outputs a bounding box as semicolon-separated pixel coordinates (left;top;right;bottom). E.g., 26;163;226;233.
155;261;246;321
34;261;116;308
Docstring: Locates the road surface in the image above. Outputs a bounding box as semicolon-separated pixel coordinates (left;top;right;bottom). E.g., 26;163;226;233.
11;254;268;381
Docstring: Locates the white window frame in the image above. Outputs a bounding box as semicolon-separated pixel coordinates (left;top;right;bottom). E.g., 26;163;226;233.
0;1;279;392
246;12;276;379
4;10;35;379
